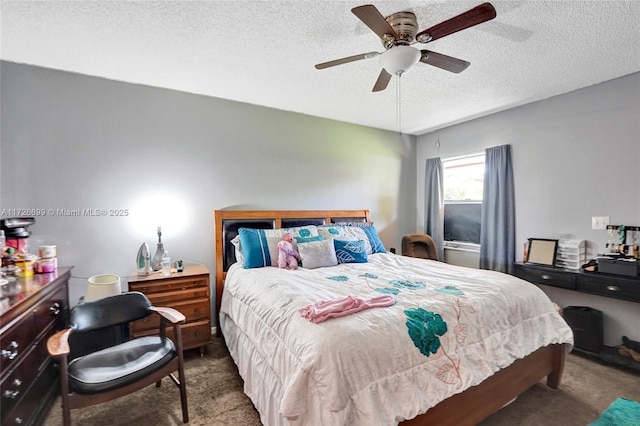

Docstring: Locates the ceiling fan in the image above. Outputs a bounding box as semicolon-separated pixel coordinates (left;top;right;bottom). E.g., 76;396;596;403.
315;3;497;92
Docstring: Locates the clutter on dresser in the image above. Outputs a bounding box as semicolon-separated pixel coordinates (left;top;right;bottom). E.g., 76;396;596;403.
1;217;59;277
605;224;639;258
136;226;183;276
597;255;639;277
555;239;586;270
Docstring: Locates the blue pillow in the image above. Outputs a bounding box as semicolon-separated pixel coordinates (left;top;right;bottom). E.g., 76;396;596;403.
361;226;386;254
295;235;324;243
334;239;368;264
238;228;271;268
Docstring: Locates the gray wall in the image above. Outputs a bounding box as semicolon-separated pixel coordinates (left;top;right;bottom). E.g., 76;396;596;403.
0;61;417;313
416;72;640;345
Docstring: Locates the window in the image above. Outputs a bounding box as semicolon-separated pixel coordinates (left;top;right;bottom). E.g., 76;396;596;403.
443;153;485;245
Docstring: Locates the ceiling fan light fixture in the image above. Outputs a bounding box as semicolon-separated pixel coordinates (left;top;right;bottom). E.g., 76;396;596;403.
380;45;421;76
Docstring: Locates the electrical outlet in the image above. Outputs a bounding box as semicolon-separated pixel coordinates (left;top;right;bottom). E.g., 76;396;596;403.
592;216;610;230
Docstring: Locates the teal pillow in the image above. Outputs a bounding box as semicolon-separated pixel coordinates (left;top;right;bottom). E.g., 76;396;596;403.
295;235;324;244
238;228;271;268
361;226;386;253
334;239;368;264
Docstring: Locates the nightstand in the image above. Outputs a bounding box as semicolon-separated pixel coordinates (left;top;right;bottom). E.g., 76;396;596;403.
127;264;212;355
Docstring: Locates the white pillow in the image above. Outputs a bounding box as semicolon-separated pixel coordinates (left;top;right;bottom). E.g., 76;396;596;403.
230;235;244;264
263;226;319;266
298;239;338;269
317;225;373;254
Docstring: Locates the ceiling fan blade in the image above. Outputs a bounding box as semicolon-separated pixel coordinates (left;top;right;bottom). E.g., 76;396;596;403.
420;50;470;73
352;5;398;40
315;52;378;70
416;2;497;43
372;69;392;92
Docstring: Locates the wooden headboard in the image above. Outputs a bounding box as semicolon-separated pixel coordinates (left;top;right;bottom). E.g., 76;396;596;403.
213;209;370;331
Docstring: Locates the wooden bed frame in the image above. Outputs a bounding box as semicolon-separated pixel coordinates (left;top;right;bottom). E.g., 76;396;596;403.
213;209;566;426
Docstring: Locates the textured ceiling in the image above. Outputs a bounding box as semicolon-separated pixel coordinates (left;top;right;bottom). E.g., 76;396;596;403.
2;1;639;135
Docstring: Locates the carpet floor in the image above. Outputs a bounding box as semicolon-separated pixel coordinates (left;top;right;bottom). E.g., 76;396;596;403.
42;337;640;426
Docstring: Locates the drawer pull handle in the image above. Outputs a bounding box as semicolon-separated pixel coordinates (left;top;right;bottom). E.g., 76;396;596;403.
3;389;20;399
50;302;61;315
541;274;551;280
1;341;19;360
606;286;620;292
14;418;23;424
12;379;22;387
194;309;200;314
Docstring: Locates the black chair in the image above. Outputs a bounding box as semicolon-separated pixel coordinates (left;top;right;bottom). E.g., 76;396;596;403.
401;234;440;261
47;291;189;425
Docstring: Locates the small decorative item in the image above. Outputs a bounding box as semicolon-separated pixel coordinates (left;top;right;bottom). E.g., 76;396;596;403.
136;242;152;275
151;227;165;271
526;238;559;266
161;251;171;277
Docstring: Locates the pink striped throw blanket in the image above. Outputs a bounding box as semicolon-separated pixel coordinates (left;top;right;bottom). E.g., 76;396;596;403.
299;294;395;323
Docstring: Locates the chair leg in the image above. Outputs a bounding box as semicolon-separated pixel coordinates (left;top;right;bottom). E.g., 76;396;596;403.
59;360;72;426
156;379;162;388
176;347;189;422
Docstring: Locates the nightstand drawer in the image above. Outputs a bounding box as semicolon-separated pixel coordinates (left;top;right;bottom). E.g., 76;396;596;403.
129;276;208;294
130;298;210;333
525;268;576;290
578;275;640;303
141;287;209;305
131;319;211;350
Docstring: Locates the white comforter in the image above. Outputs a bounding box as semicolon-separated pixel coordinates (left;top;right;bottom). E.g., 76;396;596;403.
220;253;574;426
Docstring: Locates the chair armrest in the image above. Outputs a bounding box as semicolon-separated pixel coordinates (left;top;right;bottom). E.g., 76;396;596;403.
149;306;186;324
47;328;73;357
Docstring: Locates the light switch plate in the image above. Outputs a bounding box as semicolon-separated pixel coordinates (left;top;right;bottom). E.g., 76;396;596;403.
592;216;610;230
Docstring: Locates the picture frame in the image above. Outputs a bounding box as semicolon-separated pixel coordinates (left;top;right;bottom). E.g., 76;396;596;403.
526;238;559;266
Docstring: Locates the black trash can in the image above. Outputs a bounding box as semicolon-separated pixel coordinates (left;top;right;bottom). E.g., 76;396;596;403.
563;306;604;352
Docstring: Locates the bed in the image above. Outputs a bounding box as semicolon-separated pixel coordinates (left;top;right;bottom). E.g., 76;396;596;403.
214;209;573;426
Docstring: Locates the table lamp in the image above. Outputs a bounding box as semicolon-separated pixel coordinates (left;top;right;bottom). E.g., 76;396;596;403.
85;274;121;301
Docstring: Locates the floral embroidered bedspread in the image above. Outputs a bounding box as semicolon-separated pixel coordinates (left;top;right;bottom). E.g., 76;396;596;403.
221;253;574;426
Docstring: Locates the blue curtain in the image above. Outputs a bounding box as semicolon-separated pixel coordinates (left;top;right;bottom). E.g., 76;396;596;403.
424;158;444;261
479;144;515;273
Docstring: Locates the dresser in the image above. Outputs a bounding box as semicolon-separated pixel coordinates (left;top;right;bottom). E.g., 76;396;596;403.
127;264;211;355
1;267;72;426
512;262;640;303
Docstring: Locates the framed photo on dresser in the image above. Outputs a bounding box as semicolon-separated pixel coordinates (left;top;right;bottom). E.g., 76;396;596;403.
526;238;559;266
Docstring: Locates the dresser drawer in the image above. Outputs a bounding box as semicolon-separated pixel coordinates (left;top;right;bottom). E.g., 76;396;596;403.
130;298;210;333
525;268;576;290
0;313;36;373
128;275;208;295
2;359;58;426
1;286;66;373
578;275;640;303
1;345;37;417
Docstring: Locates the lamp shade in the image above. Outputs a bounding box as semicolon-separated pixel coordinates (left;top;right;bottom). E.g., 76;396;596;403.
85;274;121;301
379;45;421;75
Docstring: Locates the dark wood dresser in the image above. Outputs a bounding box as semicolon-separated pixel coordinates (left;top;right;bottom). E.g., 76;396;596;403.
513;262;640;303
1;267;71;426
